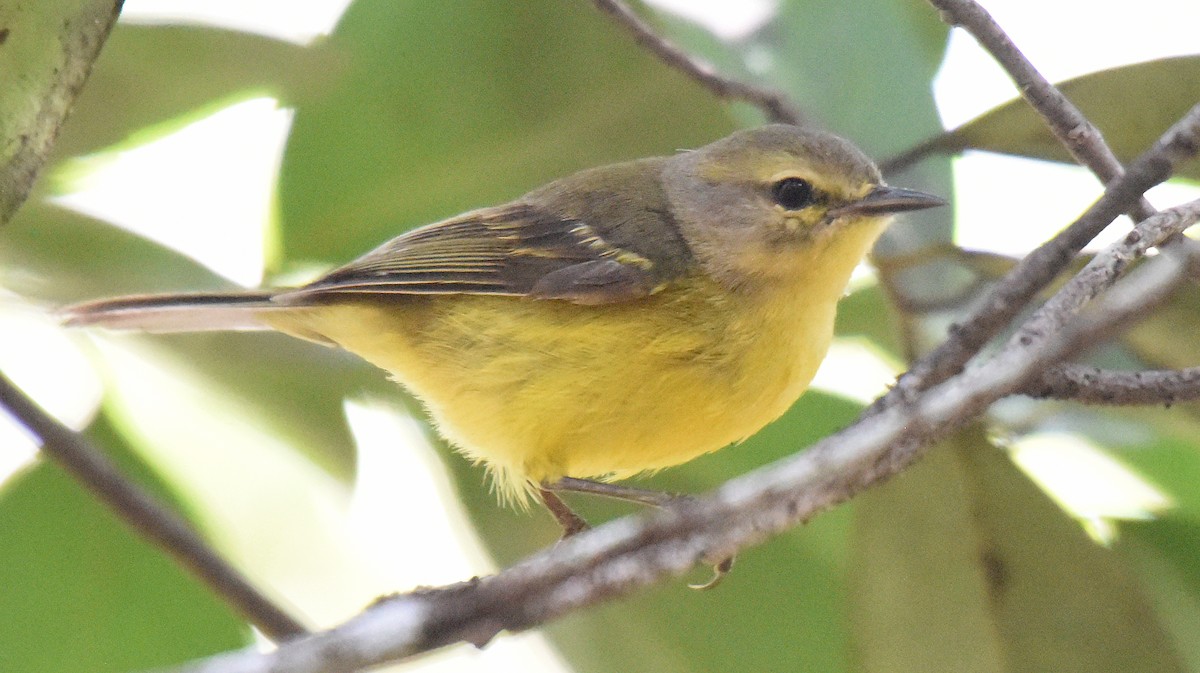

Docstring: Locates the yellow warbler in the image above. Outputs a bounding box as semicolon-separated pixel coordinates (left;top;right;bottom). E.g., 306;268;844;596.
65;124;943;535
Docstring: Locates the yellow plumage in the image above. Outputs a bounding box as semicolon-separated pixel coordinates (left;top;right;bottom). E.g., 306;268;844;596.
266;218;886;502
62;125;943;517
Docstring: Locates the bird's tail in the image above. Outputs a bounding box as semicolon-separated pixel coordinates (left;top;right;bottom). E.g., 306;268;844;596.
61;291;279;333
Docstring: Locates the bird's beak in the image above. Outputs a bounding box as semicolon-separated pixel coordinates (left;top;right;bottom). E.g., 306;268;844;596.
828;185;947;218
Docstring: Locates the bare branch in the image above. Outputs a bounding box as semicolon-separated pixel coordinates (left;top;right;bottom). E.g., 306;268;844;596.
925;1;1126;183
884;103;1200;406
0;373;309;642
910;0;1153;222
590;0;805;125
157;172;1200;673
1010;199;1200;341
1026;365;1200;405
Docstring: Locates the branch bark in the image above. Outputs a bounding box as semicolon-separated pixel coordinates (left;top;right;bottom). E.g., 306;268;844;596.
1025;364;1200;405
883;103;1200;407
925;0;1154;221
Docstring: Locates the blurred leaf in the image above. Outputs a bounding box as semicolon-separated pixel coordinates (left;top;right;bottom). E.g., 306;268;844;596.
1;201;228;299
1100;418;1200;519
1125;278;1200;370
1111;278;1200;453
935;56;1200;181
851;440;1006;673
1117;519;1200;671
852;427;1185;672
50;23;336;163
0;420;248;672
957;430;1179;672
276;0;733;265
1;202;388;480
836;283;907;360
0;0;119;220
749;0;949;155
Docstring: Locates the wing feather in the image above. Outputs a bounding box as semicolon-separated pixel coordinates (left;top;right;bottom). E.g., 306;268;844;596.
281;203;679;305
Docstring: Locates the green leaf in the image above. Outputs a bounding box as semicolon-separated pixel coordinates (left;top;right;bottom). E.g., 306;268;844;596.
1124;279;1200;371
835;283;907;360
750;0;949;155
0;427;248;672
1113;280;1200;461
936;56;1200;181
1098;415;1200;519
958;434;1181;672
852;427;1185;672
276;0;733;266
851;439;1006;673
0;0;119;221
1;201;228;300
1117;519;1200;672
1;202;385;480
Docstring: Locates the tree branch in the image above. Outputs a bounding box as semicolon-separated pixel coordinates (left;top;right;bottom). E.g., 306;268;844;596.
883;102;1200;407
0;372;309;642
156;167;1200;673
1009;199;1200;341
924;0;1151;220
878;2;1200;427
1025;364;1200;405
888;0;1152;226
590;0;805;125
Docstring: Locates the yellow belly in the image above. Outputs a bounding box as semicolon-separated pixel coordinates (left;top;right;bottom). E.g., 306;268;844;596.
268;271;840;503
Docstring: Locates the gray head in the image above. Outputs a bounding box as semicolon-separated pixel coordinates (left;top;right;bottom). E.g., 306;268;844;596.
661;124;943;287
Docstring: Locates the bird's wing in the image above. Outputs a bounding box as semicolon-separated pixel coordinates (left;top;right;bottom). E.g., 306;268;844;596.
283;203;687;305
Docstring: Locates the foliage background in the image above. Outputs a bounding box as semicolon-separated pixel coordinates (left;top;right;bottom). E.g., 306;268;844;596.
2;1;1200;671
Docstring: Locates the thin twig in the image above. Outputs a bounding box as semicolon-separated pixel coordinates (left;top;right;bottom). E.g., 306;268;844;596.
1009;199;1200;341
1026;365;1200;405
0;372;309;642
590;0;805;125
925;0;1130;185
156;164;1200;673
883;103;1200;407
905;0;1154;223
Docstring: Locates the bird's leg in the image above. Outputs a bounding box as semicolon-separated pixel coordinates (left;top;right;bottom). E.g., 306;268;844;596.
546;476;688;507
538;487;591;538
542;477;733;589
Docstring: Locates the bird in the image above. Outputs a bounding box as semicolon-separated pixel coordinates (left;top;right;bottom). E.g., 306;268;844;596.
63;124;944;548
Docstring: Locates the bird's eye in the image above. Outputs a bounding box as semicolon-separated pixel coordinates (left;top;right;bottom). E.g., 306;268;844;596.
771;177;815;210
